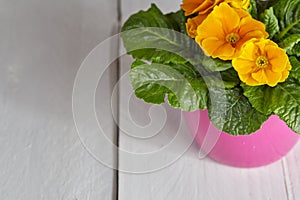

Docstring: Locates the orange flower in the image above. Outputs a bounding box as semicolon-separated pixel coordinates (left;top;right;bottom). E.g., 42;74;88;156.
181;0;249;16
186;14;207;38
181;0;222;16
232;38;291;87
195;3;268;60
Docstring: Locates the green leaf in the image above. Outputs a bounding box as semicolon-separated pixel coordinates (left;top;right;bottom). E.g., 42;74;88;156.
122;4;202;65
256;0;278;17
165;61;202;78
208;87;270;136
289;56;300;82
201;56;232;72
165;10;187;34
242;77;300;134
196;57;239;88
287;42;300;57
130;62;208;111
219;68;241;89
260;7;279;39
127;49;187;64
248;0;258;19
279;34;300;54
122;4;180;31
273;0;300;40
242;84;279;115
167;92;180;108
201;68;240;89
274;78;300;134
273;78;300;134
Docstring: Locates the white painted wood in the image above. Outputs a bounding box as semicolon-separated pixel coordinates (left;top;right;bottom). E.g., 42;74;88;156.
0;1;118;199
119;1;292;199
282;143;300;200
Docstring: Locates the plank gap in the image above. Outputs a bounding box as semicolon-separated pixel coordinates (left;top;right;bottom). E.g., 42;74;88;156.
114;0;122;199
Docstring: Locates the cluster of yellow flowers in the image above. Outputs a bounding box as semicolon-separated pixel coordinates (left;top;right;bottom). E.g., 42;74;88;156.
181;0;291;87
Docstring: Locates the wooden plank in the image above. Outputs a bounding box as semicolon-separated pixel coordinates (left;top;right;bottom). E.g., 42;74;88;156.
282;143;300;200
119;0;290;199
0;0;118;199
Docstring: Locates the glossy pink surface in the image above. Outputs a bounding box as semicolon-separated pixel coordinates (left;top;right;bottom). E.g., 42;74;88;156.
183;110;299;168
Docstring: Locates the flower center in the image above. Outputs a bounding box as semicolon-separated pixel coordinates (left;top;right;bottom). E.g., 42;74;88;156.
226;33;240;45
256;56;269;68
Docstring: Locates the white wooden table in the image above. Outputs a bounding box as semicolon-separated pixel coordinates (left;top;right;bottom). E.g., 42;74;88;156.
1;0;300;199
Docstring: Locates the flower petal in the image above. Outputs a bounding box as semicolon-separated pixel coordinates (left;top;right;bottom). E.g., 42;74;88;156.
215;3;240;33
196;16;224;40
267;46;288;72
237;41;258;61
212;42;236;60
251;69;267;83
264;69;282;87
181;0;222;16
280;70;290;82
200;37;227;56
239;17;268;39
239;73;260;86
186;14;207;38
232;58;255;74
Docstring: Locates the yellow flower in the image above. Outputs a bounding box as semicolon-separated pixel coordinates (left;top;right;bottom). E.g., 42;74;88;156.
226;0;250;9
181;0;249;16
241;0;250;9
232;38;291;87
195;3;268;60
186;14;207;38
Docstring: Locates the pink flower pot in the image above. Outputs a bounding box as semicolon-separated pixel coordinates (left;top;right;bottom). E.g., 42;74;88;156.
183;110;299;168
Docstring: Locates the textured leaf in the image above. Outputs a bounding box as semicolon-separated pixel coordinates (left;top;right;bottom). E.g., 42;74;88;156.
208;87;269;136
219;68;241;89
130;62;208;111
122;4;180;31
289;56;300;82
165;10;187;34
287;42;300;57
201;68;240;89
167;92;180;108
201;56;232;72
273;0;300;40
273;78;300;134
256;0;277;17
248;0;258;19
128;49;187;64
242;84;280;115
122;4;203;65
260;7;279;39
279;34;300;52
274;78;300;134
242;77;300;134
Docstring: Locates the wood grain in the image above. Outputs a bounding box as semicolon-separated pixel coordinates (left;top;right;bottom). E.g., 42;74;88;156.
282;143;300;200
0;0;118;199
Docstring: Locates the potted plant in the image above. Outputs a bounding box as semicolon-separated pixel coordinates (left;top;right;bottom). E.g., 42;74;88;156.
121;0;300;167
